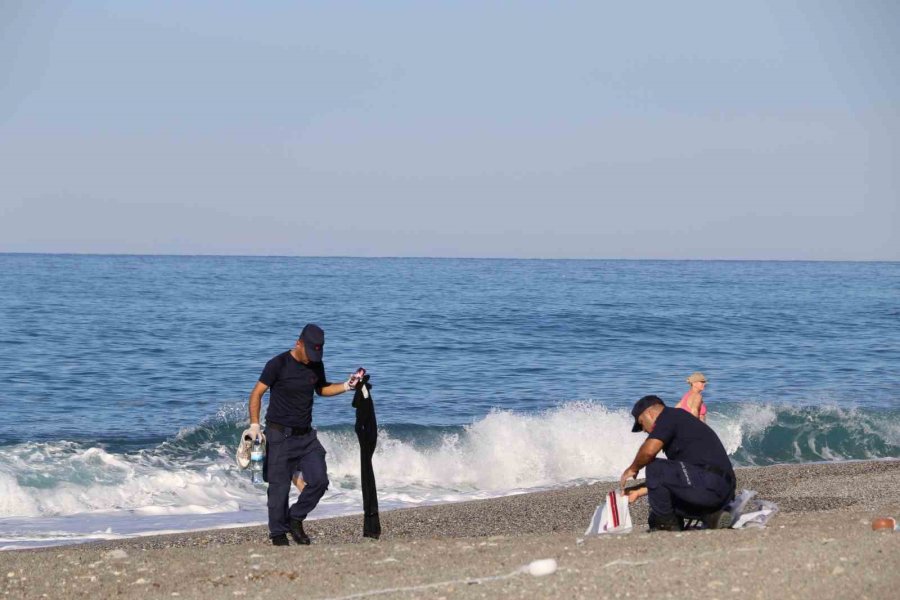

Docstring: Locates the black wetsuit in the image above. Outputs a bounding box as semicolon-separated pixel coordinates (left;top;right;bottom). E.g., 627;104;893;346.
353;375;381;539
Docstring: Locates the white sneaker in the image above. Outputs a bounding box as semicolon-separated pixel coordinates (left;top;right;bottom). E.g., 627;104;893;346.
235;429;254;469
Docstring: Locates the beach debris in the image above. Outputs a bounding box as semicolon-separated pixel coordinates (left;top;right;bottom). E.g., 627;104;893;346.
319;558;560;599
602;559;652;568
522;559;557;577
104;549;129;560
585;490;633;536
870;517;896;531
729;490;778;529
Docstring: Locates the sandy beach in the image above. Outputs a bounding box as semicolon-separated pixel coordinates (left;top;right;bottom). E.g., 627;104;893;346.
2;460;898;599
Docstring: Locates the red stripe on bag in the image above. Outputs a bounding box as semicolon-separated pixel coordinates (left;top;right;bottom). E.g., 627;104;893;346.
609;491;619;528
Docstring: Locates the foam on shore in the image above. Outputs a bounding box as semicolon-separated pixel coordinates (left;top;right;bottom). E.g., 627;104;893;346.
1;401;897;549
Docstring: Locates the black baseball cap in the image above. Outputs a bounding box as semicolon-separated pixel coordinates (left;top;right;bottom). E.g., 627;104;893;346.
631;395;665;432
299;323;324;362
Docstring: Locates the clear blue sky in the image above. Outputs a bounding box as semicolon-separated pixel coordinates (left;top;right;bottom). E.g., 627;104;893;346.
1;1;897;259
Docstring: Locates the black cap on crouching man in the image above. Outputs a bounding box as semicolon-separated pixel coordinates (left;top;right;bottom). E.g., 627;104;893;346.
300;323;325;362
631;395;665;432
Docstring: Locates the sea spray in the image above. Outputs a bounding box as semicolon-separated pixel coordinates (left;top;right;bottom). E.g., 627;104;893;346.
323;402;641;492
3;401;899;521
1;400;898;548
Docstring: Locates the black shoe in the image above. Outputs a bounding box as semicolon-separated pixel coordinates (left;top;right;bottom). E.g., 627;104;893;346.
271;533;289;546
702;509;733;530
648;513;682;532
289;518;311;545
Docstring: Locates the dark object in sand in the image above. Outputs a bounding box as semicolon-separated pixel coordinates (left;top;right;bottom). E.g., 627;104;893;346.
353;373;381;539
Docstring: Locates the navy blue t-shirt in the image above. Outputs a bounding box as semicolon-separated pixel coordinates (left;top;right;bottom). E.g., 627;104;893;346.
259;351;329;428
648;407;734;477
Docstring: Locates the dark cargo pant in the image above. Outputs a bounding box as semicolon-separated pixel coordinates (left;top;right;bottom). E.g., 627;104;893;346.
646;459;733;521
264;426;329;538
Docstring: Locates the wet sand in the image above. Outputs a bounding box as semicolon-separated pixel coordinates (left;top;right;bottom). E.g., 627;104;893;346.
2;460;898;599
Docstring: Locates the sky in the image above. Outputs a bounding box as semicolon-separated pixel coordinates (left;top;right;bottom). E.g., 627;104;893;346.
1;1;898;260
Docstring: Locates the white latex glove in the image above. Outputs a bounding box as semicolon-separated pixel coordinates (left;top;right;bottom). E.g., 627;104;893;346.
248;423;262;441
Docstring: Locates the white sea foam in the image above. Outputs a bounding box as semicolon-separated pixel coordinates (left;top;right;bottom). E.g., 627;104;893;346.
2;401;896;549
0;442;256;519
0;402;647;550
322;401;642;496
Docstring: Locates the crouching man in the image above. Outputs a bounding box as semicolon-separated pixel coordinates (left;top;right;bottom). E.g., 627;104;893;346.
620;395;735;531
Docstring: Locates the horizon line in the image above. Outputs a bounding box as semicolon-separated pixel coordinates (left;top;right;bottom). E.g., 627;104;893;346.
0;251;897;263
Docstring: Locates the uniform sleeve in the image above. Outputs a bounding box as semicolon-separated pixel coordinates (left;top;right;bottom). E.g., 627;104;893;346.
313;361;330;395
648;412;675;446
259;357;279;387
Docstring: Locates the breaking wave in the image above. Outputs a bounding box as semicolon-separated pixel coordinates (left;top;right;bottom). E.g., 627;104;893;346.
1;401;897;548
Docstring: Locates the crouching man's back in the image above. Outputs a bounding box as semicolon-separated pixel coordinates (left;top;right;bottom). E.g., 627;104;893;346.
621;395;735;531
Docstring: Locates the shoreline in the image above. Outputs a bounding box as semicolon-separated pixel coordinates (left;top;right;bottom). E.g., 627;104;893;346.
2;460;898;598
9;457;896;554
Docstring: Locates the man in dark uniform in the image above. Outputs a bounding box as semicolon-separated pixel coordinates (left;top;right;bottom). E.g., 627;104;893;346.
248;324;361;546
620;395;735;531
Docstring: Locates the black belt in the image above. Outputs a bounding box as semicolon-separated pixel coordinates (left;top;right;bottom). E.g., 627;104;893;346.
266;422;312;436
700;464;734;483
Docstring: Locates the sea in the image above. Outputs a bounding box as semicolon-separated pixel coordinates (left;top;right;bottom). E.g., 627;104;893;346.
1;254;898;549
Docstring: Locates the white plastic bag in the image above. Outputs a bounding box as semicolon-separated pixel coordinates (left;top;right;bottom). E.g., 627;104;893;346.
585;490;633;536
728;489;779;529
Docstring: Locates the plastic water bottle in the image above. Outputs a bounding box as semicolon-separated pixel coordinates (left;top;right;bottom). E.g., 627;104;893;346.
250;437;264;485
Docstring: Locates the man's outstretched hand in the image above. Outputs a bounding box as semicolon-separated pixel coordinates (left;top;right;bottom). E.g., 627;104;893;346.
619;467;638;490
344;367;367;391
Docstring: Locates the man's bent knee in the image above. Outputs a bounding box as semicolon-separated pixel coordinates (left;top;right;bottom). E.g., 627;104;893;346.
304;476;329;493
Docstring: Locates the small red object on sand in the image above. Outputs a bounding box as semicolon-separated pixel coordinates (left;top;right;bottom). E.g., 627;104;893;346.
871;517;896;531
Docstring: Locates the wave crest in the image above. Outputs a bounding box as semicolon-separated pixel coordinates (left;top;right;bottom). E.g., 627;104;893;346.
1;401;897;523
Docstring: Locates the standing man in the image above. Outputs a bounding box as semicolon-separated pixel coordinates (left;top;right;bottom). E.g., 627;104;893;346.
620;395;735;531
248;324;360;546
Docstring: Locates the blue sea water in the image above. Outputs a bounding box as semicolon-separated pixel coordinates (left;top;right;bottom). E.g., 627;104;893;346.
1;254;898;549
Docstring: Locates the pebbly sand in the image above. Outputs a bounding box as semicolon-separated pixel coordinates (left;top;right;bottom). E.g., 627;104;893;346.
2;460;898;599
